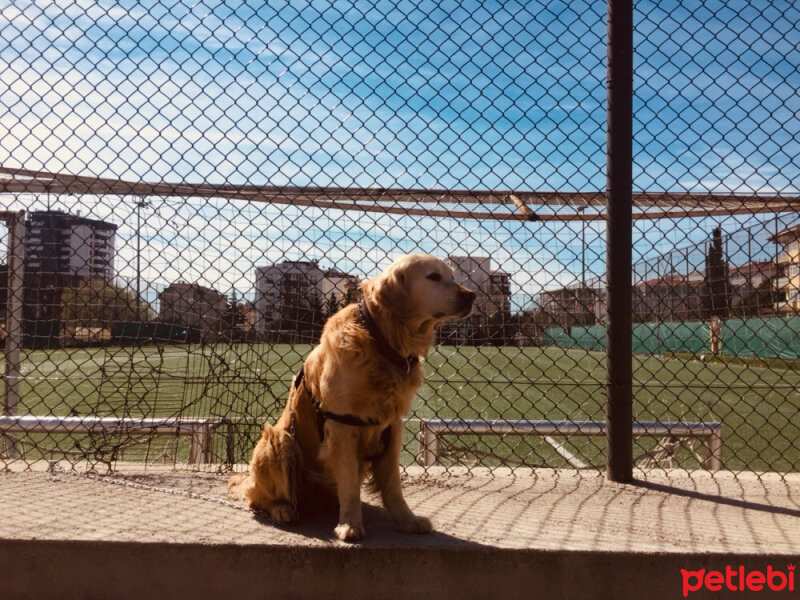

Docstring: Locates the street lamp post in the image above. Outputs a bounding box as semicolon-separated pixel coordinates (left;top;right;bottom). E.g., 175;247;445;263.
135;197;148;317
578;206;587;288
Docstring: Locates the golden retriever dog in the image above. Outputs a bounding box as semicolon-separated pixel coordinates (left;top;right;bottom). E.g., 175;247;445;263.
229;253;475;541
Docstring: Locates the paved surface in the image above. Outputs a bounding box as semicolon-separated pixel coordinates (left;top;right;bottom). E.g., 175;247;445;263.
2;464;799;553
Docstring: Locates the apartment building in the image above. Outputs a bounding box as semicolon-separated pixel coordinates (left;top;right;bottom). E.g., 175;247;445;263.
254;261;326;334
442;255;513;343
25;210;116;280
158;282;228;339
770;223;800;312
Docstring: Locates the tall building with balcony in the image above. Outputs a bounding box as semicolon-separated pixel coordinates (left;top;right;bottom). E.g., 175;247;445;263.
254;261;326;334
443;255;513;343
25;210;116;280
445;256;511;320
487;270;511;318
1;210;116;324
253;261;363;336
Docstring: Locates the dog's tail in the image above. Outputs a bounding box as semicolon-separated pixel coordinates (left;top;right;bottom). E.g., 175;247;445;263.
227;472;249;501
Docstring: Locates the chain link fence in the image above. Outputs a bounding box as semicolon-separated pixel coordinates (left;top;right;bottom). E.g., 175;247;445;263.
1;1;798;483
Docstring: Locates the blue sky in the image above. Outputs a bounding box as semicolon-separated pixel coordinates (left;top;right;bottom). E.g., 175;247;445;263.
1;0;799;308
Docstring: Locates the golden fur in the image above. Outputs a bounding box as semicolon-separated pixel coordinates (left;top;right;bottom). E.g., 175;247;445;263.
229;253;475;541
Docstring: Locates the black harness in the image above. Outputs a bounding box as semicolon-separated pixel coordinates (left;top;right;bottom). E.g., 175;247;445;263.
293;300;419;461
294;366;393;461
356;301;420;375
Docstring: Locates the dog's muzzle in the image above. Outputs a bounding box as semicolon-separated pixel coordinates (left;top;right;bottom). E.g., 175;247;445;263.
456;288;476;316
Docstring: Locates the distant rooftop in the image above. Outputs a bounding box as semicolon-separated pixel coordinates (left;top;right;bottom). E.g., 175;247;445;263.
28;209;118;231
769;222;800;243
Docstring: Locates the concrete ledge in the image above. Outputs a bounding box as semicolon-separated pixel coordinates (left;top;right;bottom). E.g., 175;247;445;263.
1;466;799;599
2;540;797;600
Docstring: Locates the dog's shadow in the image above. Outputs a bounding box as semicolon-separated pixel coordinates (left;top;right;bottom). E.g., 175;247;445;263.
254;501;487;548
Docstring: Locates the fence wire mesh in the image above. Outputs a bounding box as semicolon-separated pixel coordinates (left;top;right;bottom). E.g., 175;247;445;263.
630;0;800;477
0;0;798;486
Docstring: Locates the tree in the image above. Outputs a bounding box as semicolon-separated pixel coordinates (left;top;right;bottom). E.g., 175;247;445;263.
342;280;361;305
732;278;783;317
60;277;153;325
223;291;246;341
324;294;341;322
307;293;326;339
703;227;730;319
273;285;325;342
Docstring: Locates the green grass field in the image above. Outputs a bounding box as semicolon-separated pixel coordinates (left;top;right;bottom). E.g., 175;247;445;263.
2;343;799;471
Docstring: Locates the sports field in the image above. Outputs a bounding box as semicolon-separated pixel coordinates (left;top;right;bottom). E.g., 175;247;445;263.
3;343;799;472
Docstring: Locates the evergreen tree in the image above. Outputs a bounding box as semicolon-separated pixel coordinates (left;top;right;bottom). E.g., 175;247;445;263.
325;294;341;321
703;228;730;319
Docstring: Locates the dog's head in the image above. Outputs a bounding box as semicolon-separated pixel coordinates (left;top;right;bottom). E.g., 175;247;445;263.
363;253;476;322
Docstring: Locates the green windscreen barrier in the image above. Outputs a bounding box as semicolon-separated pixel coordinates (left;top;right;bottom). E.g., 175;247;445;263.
543;317;800;359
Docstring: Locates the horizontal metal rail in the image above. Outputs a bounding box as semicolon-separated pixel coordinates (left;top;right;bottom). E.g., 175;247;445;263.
2;167;799;220
417;419;722;470
0;415;213;464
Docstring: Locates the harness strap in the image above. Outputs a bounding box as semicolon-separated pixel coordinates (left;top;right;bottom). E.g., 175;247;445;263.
293;366;391;461
357;300;420;375
287;411;298;517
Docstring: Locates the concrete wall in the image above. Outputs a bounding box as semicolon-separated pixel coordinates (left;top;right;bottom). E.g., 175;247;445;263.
1;539;795;600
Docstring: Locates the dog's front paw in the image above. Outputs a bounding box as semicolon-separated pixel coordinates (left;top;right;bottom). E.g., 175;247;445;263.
268;502;296;524
335;522;365;542
394;514;433;534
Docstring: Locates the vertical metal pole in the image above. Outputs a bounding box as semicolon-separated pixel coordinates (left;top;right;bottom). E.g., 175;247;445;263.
606;0;634;483
3;211;25;458
774;214;779;307
226;420;235;466
136;198;142;316
4;211;25;416
418;421;439;467
579;206;587;302
702;429;723;471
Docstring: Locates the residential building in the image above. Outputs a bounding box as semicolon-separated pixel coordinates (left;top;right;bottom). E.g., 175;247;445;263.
0;210;119;346
254;261;326;334
446;256;492;317
25;210;116;280
253;261;364;335
238;301;257;334
443;255;513;343
158;282;228;339
537;285;605;327
728;261;777;295
487;271;511;318
728;260;779;313
770;223;800;312
321;268;361;311
632;273;706;322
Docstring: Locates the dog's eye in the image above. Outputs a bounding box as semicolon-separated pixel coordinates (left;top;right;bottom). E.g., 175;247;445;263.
426;273;442;282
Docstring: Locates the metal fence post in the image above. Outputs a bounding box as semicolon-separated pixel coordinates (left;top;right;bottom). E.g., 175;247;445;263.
417;420;439;467
606;0;634;483
4;211;25;409
701;426;723;471
188;422;212;464
2;211;25;458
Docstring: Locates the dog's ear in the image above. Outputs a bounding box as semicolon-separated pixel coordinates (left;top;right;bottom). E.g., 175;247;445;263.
362;263;411;317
